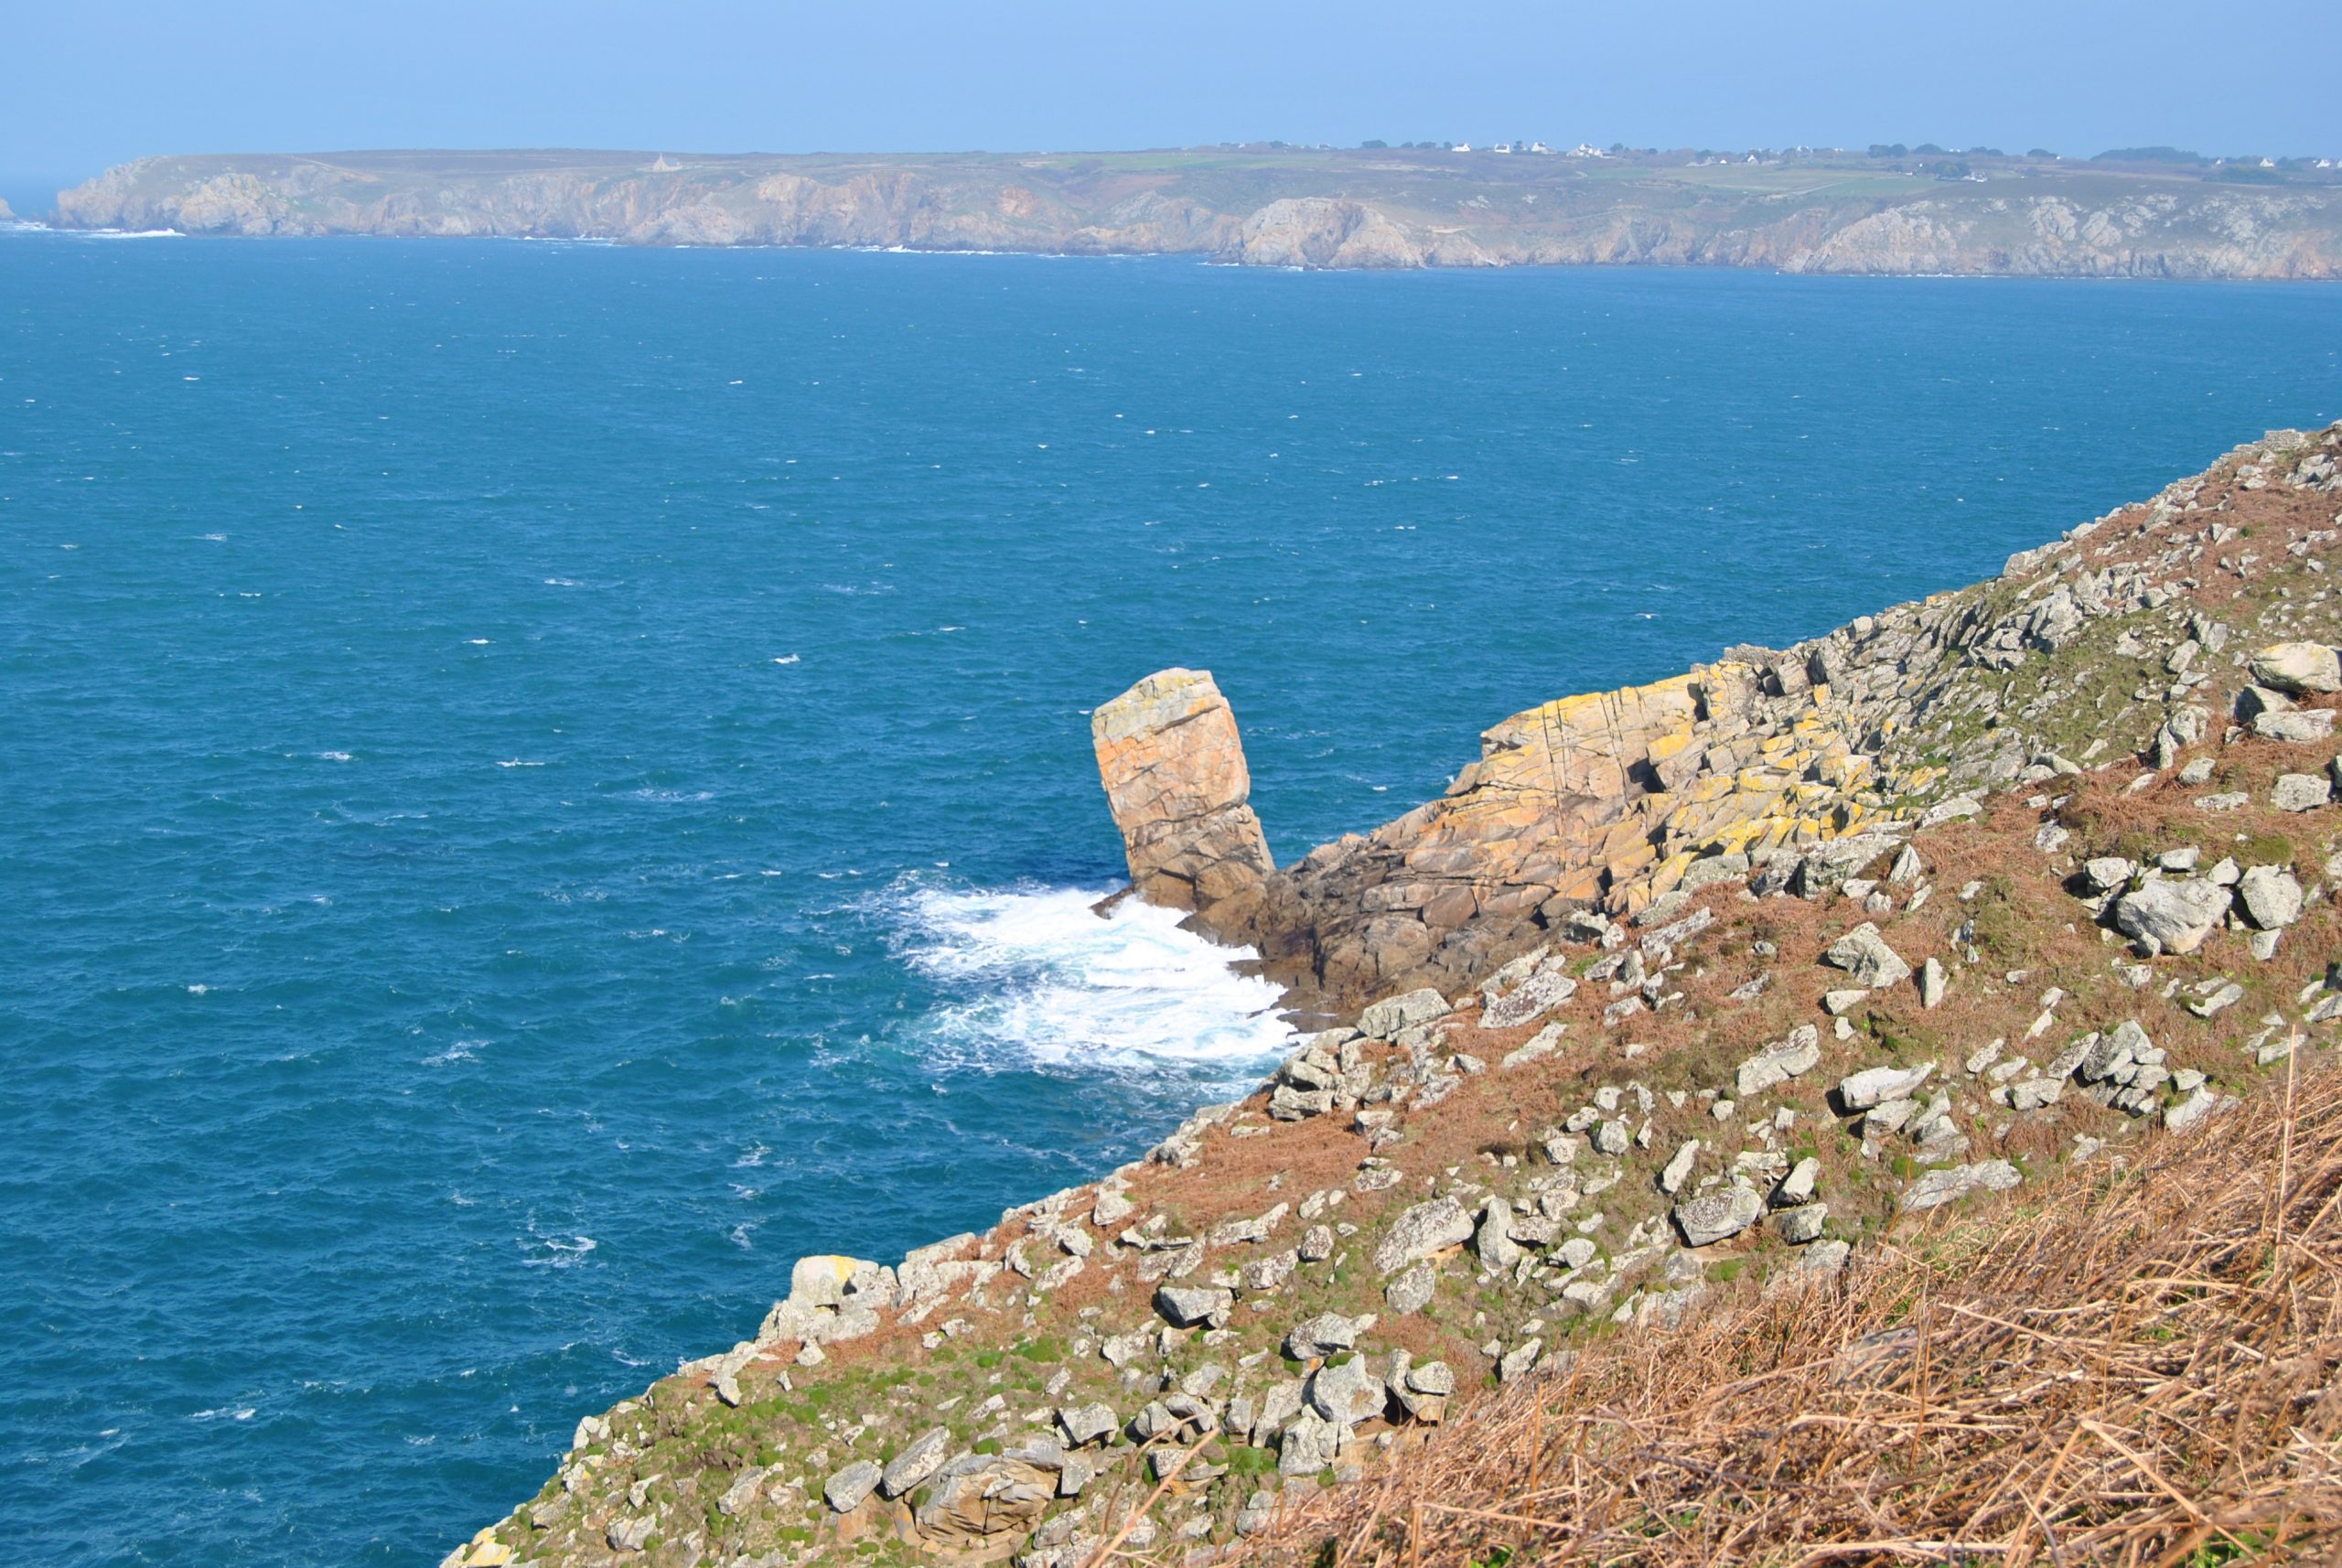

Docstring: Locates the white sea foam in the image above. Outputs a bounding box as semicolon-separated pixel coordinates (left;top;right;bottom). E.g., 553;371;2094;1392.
886;879;1294;1069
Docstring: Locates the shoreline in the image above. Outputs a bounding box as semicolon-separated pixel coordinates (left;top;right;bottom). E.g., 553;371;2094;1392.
51;148;2342;280
446;421;2342;1567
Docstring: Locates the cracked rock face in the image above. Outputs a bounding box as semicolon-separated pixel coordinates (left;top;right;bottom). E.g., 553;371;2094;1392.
1092;668;1274;918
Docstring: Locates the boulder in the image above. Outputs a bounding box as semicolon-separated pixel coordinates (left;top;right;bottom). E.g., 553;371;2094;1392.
2248;641;2341;695
1056;1403;1119;1448
914;1455;1057;1548
823;1459;882;1513
1154;1283;1233;1328
1284;1312;1363;1359
1822;923;1911;990
880;1426;953;1498
2274;774;2333;813
1372;1197;1474;1273
1481;965;1579;1028
1383;1261;1436;1315
1306;1359;1389;1425
1903;1160;2022;1212
1837;1062;1934;1111
1734;1025;1821;1097
2237;865;2305;930
1092;668;1274;918
1672;1184;1762;1247
1278;1410;1344;1474
2111;877;2230;955
1775;1203;1829;1244
2254;709;2336;743
1358;987;1448;1039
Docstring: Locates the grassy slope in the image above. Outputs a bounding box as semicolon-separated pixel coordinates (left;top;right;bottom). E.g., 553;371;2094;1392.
446;431;2342;1568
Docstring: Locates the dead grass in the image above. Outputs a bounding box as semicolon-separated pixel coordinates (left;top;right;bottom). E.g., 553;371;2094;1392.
1228;1055;2342;1567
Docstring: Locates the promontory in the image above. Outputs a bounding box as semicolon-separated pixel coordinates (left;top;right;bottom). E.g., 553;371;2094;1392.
46;145;2342;277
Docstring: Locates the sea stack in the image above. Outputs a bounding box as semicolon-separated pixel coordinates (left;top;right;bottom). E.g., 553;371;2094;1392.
1091;668;1274;922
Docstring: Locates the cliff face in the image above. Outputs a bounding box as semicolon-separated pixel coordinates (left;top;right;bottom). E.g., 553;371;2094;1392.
50;149;2342;278
1162;431;2342;1009
446;425;2342;1568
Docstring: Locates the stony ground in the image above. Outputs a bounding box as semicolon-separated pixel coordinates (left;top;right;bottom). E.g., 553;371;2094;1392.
443;424;2342;1568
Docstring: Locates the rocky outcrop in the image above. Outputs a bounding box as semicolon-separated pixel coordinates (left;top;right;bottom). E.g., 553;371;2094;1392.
1092;669;1273;920
447;427;2342;1568
1137;423;2342;1009
49;150;2342;278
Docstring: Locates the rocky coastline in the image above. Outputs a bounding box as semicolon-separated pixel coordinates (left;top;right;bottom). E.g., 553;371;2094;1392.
445;423;2342;1568
46;148;2342;278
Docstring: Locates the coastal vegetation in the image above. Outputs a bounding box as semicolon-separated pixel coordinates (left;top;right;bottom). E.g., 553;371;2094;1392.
445;425;2342;1565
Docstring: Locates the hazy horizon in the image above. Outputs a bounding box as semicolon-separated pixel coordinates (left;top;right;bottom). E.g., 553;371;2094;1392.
5;0;2336;215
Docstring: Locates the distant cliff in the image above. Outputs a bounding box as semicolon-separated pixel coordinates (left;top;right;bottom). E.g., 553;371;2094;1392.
52;147;2342;277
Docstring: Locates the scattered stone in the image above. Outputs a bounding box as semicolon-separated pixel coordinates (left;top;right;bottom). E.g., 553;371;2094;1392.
1475;1197;1521;1271
2082;856;2136;894
1776;1203;1829;1244
2165;1089;2219;1133
2254;708;2336;743
1482;966;1579;1029
1279;1412;1343;1475
2111;877;2231;955
1497;1338;1543;1382
1822;988;1871;1016
1154;1284;1233;1329
1734;1025;1821;1098
1672;1183;1763;1247
1659;1140;1699;1197
2248;641;2341;695
2238;865;2305;929
1284;1313;1363;1360
1364;1254;1433;1317
1903;1160;2023;1212
2274;774;2334;812
824;1459;883;1513
1837;1062;1934;1111
1919;796;1982;830
1822;922;1912;990
1299;1224;1336;1262
1371;1197;1474;1273
881;1427;953;1498
2187;982;2245;1018
1500;1021;1568;1069
1919;957;1947;1009
1358;988;1448;1040
2196;791;2251;812
1306;1359;1388;1425
1775;1156;1820;1207
1056;1403;1119;1448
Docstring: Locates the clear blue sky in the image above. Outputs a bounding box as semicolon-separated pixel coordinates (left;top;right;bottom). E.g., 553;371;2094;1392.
3;0;2336;209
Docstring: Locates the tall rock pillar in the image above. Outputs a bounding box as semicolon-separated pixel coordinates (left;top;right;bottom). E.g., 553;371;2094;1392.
1092;668;1275;921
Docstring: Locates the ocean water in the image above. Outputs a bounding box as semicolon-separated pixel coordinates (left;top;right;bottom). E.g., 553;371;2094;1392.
3;228;2337;1567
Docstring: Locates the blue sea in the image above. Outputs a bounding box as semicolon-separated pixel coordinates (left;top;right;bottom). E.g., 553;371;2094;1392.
3;227;2337;1566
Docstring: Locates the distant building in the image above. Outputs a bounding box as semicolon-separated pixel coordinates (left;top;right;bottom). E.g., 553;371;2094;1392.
1451;143;1473;153
1528;142;1553;155
1490;142;1512;154
1564;143;1606;159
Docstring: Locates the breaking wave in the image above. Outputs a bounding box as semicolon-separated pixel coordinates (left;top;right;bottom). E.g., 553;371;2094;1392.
881;877;1295;1071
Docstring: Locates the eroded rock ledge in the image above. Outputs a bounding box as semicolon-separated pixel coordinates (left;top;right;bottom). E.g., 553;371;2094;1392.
446;424;2342;1568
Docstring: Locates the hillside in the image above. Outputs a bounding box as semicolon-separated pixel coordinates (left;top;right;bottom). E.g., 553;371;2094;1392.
48;147;2342;277
443;423;2342;1568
